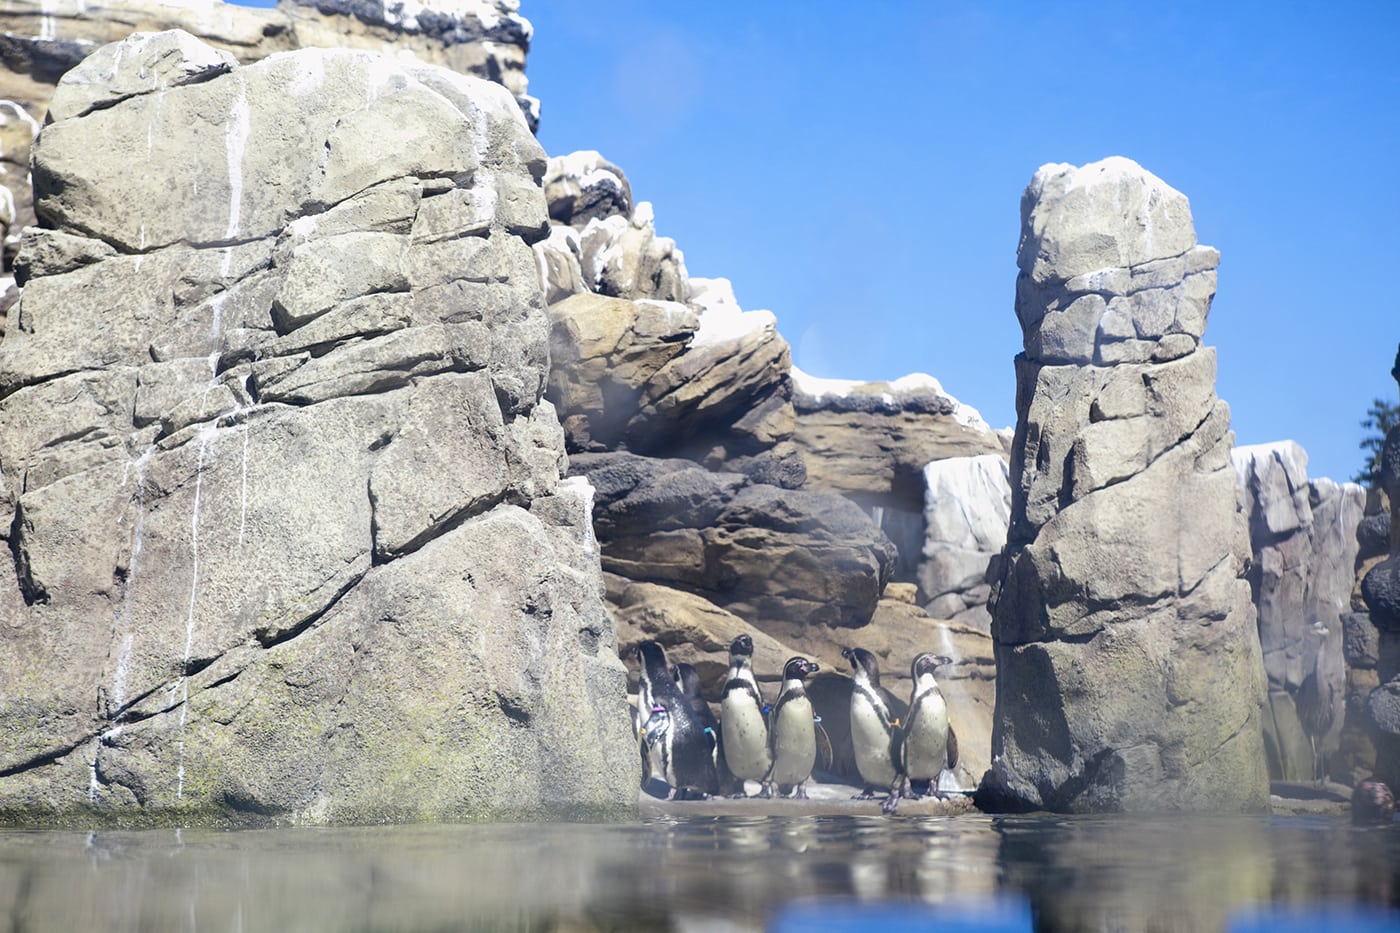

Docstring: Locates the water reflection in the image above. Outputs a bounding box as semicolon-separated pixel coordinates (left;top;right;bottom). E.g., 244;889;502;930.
0;814;1395;931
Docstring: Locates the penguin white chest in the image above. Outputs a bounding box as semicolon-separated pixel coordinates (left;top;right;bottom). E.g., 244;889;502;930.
769;696;816;785
849;690;896;787
641;707;674;784
721;693;771;780
905;691;949;781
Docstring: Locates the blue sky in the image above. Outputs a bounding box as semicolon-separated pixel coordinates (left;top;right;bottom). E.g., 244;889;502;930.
235;1;1399;483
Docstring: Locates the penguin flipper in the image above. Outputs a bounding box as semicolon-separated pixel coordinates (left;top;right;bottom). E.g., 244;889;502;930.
889;722;906;778
814;720;834;773
947;724;960;771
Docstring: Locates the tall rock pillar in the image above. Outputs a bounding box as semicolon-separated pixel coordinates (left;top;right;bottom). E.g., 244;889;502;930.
982;157;1269;812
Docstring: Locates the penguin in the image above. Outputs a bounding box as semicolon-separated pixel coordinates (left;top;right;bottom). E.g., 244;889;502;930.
673;661;741;796
720;633;772;797
766;656;821;799
901;653;959;800
842;646;904;813
633;641;718;799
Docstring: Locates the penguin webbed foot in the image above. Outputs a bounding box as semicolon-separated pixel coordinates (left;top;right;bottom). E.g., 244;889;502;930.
852;786;879;801
794;783;809;800
881;790;902;815
758;782;774;799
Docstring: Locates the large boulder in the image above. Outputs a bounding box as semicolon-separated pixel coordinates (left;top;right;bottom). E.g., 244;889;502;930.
0;0;538;289
1232;442;1363;781
0;34;636;826
982;157;1268;813
578;202;689;304
547;278;803;486
573;451;896;637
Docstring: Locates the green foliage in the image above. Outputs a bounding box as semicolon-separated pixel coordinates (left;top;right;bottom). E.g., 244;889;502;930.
1356;396;1400;485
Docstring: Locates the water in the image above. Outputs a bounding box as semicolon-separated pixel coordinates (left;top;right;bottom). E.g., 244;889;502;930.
0;814;1396;931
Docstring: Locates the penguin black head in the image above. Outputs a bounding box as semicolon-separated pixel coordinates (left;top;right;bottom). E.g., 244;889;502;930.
842;646;880;687
782;657;819;681
911;653;954;679
635;640;671;683
729;634;755;658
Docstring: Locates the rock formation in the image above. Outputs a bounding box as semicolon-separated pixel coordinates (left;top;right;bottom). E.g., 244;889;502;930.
982;157;1269;812
791;368;1007;594
545;280;801;487
0;31;635;825
921;455;1012;629
0;0;537;319
1232;442;1364;782
573;451;895;639
1361;344;1400;789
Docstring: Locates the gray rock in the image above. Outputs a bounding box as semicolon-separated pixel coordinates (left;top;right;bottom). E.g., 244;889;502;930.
578;203;689;303
1383;427;1400;504
47;28;236;122
573;451;896;634
1231;443;1363;781
0;36;635;826
0;0;540;278
1359;512;1392;562
984;158;1268;813
543;150;633;228
1367;681;1400;737
792;367;1004;504
533;224;588;305
1364;556;1400;632
920;455;1011;630
546;280;801;483
1014;158;1217;368
1344;613;1380;670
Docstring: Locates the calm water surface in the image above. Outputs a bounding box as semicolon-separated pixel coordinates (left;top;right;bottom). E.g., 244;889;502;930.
1;813;1398;931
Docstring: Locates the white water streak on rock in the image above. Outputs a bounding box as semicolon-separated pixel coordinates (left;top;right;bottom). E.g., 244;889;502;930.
239;420;250;548
176;424;217;801
223;74;250;242
110;445;155;714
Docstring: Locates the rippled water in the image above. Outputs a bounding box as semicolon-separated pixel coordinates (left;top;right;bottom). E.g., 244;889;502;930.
1;813;1397;931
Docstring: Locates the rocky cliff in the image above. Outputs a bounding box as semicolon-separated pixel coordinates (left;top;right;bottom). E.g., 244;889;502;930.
0;30;635;825
982;157;1269;812
1232;442;1363;783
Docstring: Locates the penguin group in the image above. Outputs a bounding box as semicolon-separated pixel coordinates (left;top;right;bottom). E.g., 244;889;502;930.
628;637;958;811
630;636;821;800
844;647;959;814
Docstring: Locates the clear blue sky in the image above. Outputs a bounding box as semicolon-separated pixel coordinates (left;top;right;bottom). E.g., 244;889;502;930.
235;0;1399;483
